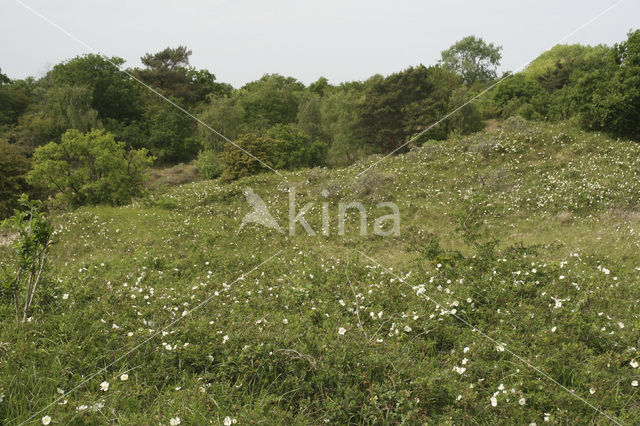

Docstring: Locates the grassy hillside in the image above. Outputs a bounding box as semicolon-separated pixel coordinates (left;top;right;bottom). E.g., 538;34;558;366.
2;118;640;424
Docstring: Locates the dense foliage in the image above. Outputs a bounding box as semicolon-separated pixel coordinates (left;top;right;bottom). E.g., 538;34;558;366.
27;129;152;207
0;30;638;211
0;139;30;217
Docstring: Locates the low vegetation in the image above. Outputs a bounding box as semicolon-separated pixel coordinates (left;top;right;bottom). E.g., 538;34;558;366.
1;119;639;424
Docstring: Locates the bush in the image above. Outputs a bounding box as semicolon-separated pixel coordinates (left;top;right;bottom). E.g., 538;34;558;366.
219;133;280;181
0;140;30;218
27;129;153;207
195;150;224;179
574;30;640;139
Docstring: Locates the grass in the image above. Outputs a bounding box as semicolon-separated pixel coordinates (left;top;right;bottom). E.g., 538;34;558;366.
1;117;640;424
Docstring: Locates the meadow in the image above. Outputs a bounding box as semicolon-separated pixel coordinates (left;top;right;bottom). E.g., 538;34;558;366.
1;117;640;424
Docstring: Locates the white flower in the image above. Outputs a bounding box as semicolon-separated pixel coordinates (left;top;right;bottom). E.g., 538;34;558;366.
496;345;505;352
463;347;470;353
120;374;128;381
62;293;69;300
338;299;345;306
632;380;638;387
453;366;466;374
404;325;412;333
42;416;52;425
100;381;109;391
602;267;610;275
223;417;233;426
222;335;229;344
589;388;596;394
551;326;557;332
282;319;288;325
169;417;181;425
631;360;639;368
490;396;497;407
519;397;526;406
57;388;65;395
338;327;346;335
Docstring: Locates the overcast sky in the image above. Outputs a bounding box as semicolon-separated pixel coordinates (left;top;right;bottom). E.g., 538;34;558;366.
1;0;637;88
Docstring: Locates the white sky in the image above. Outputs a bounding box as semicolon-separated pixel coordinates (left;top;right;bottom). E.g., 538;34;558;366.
1;0;637;88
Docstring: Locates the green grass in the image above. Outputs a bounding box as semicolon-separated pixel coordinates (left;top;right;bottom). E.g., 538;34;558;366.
2;117;640;424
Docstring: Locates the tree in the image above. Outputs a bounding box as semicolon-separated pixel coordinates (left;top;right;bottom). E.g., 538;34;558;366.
297;94;328;142
0;72;31;128
48;54;143;123
1;195;53;324
574;30;640;139
43;84;101;133
141;46;192;70
137;46;193;100
354;66;439;153
198;95;245;151
440;35;502;85
444;87;484;136
266;123;327;169
309;76;330;97
320;82;366;165
0;140;30;218
238;74;305;133
142;100;199;163
492;74;548;119
27;129;153;207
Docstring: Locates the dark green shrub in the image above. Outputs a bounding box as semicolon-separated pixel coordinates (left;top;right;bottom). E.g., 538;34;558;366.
219;133;280;181
266;123;327;169
0;140;30;218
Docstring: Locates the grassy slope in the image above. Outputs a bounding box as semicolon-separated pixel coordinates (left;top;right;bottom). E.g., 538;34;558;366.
2;117;640;424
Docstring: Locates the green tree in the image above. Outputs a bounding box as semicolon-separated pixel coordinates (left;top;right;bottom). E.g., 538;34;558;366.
27;129;153;207
574;30;640;139
142;100;199;163
9;84;100;152
0;140;30;218
238;74;305;133
354;66;446;153
48;54;143;123
0;72;31;128
444;87;484;136
440;35;502;85
1;195;53;324
137;46;225;103
266;123;327;169
198;95;245;151
320;83;366;165
296;94;328;142
492;74;549;119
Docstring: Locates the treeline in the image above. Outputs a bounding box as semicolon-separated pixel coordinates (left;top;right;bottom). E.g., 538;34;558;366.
1;31;639;214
